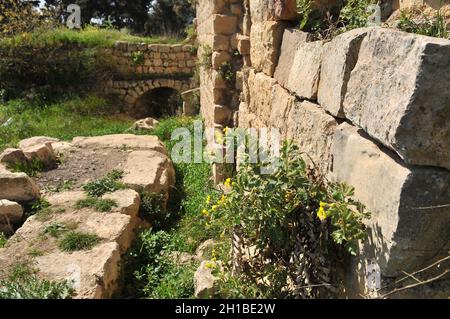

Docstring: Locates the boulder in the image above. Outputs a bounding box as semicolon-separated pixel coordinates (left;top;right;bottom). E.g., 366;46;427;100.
18;136;59;150
22;142;57;168
0;171;40;202
317;28;369;117
250;21;287;76
343;28;450;169
0;199;23;225
0;148;29;168
330;122;450;277
196;239;216;260
132;118;159;131
194;260;220;298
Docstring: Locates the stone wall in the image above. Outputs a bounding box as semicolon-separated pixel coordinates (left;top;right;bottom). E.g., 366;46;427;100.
197;0;450;297
104;42;198;116
110;42;197;77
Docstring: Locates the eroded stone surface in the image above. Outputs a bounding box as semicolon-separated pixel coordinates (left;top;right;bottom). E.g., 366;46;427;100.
343;28;450;169
0;171;40;202
330;123;450;276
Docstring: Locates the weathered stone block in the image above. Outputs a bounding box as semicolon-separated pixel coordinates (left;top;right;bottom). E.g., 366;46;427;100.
213;14;238;34
284;40;324;100
331;122;450;276
317;28;368;117
250;0;298;23
0;172;40;202
0;199;23;225
343;28;450;169
212;34;230;51
274;28;311;85
250;21;286;76
212;51;231;69
287;101;338;174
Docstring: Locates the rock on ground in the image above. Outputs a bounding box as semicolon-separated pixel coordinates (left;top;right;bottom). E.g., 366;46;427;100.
194;260;220;298
132;118;159;131
0;171;40;203
0;189;141;299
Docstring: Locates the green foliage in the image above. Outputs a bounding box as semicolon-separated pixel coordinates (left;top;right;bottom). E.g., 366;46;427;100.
0;263;74;299
199;45;213;69
58;231;100;252
82;169;125;197
397;8;448;39
120;230;197;298
24;198;51;219
42;223;69;238
9;158;45;177
218;62;235;84
0;233;7;248
45;180;75;193
139;192;170;230
201;142;369;298
338;0;372;31
75;197;118;212
0;95;133;151
131;51;145;65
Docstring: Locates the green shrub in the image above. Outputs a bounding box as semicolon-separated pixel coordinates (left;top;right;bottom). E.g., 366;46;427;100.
398;8;448;39
82;170;125;197
0;263;73;299
75;197;118;212
58;232;100;252
203;141;370;298
139;192;170;230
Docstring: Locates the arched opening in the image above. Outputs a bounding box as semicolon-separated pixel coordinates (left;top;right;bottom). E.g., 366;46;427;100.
132;87;183;119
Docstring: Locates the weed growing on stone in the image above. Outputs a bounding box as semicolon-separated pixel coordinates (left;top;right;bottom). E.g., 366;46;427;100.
58;231;100;252
42;223;69;238
75;197;118;212
82;169;125;197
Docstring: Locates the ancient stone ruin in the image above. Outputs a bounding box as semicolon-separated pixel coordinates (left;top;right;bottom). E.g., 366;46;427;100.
196;0;449;297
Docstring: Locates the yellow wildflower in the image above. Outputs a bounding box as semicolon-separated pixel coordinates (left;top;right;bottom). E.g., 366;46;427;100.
223;127;230;135
224;178;232;188
206;195;211;204
202;209;209;217
317;206;328;221
205;261;216;269
211;205;218;211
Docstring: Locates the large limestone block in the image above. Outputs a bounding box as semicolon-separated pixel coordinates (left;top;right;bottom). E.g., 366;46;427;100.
274;28;311;85
72;134;167;155
284;40;324;100
250;21;286;76
250;0;298;23
331;122;450;276
343;28;450;169
0;199;23;225
194;260;220;298
23;142;57;168
286;101;338;174
246;70;278;124
122;150;175;195
318;28;369;117
0;171;40;202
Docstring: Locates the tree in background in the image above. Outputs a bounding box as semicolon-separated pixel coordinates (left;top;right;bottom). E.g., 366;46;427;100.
42;0;194;36
0;0;55;36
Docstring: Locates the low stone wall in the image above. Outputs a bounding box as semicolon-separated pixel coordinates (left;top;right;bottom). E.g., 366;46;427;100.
197;0;450;297
110;42;197;77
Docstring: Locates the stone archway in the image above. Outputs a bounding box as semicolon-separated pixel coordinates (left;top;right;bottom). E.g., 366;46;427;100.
111;78;197;118
133;87;183;118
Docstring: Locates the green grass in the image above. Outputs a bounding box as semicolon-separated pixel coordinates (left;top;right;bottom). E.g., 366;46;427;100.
0;26;183;49
58;231;100;252
0;263;73;299
42;223;69;238
0;233;7;248
75;197;118;212
0;95;133;151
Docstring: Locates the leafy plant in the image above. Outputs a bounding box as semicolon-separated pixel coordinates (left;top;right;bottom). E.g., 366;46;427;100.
75;197;118;212
58;232;100;252
0;263;73;299
199;45;213;69
139;192;170;230
218;61;235;84
82;170;125;197
131;51;145;65
397;7;448;39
